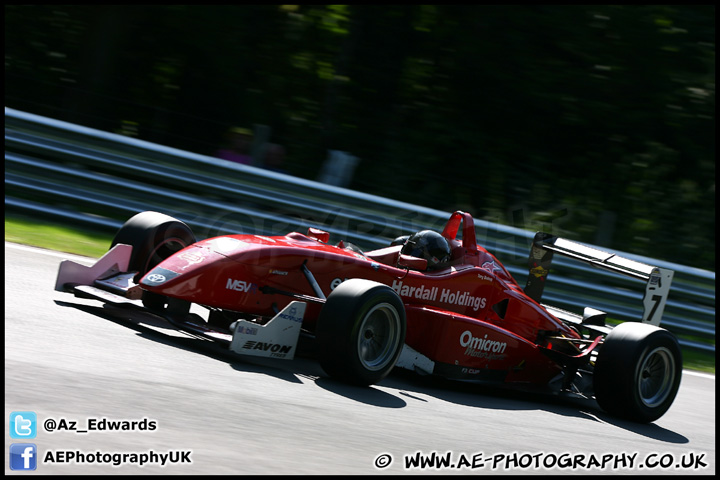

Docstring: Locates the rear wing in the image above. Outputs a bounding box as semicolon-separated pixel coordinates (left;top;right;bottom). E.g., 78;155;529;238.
524;232;673;326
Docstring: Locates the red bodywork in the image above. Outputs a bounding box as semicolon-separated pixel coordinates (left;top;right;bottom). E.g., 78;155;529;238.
140;211;580;385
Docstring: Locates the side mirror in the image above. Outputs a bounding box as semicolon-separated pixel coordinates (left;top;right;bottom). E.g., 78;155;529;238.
397;254;428;271
307;227;330;243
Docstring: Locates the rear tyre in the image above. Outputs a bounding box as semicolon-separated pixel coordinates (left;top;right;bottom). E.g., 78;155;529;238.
593;322;682;423
111;211;196;310
316;279;406;386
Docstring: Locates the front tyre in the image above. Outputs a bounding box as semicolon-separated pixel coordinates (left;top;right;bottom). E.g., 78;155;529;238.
111;211;196;310
316;279;406;386
593;322;682;423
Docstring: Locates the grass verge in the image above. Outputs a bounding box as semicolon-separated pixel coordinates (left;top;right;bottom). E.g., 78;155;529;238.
6;213;114;258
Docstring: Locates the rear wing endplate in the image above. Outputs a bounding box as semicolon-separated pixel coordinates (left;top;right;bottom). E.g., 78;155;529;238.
525;232;673;326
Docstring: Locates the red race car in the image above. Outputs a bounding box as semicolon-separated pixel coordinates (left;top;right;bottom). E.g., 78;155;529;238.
55;210;682;423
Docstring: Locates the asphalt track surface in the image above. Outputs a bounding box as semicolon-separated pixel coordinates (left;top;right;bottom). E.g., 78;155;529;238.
5;242;715;475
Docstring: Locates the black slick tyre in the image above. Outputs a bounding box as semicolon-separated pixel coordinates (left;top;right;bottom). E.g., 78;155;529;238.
316;279;406;386
593;322;682;423
110;211;195;310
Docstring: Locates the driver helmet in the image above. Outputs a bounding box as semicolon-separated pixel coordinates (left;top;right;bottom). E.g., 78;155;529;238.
401;230;452;270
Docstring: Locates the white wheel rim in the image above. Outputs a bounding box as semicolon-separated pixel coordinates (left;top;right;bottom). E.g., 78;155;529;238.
637;346;675;408
356;302;401;371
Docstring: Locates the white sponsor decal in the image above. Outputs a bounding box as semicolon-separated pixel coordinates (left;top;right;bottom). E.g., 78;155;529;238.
391;279;438;301
459;330;507;359
178;251;205;270
481;261;501;274
226;278;257;293
331;278;349;290
392;280;486;311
